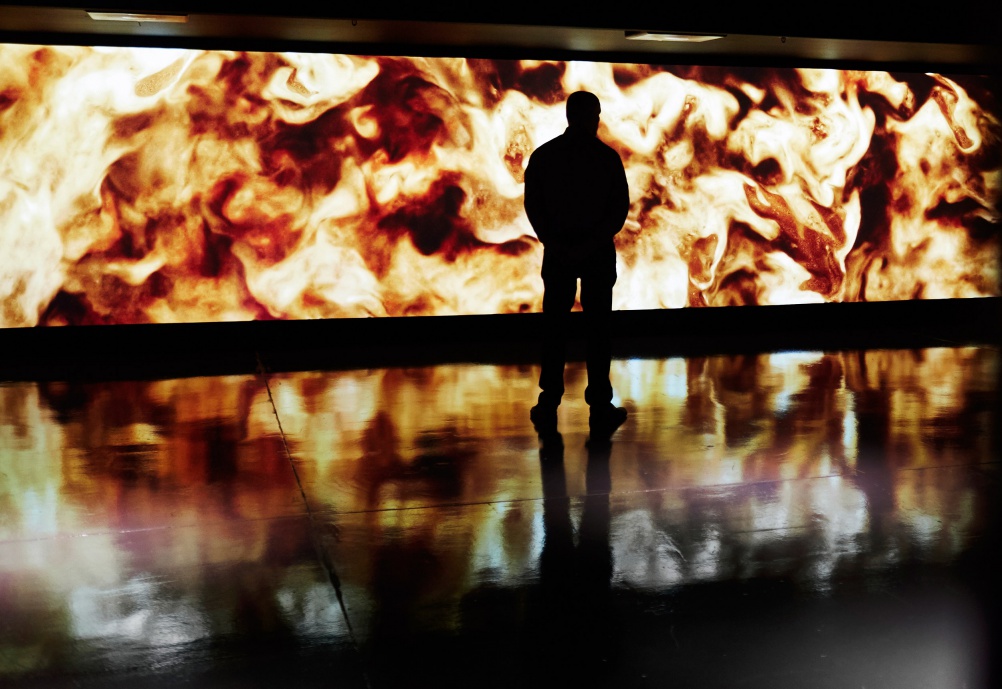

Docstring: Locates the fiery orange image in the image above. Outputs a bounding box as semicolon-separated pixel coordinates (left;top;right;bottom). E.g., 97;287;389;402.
0;45;998;327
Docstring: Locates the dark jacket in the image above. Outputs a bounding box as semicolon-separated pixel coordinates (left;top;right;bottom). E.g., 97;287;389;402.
523;127;630;278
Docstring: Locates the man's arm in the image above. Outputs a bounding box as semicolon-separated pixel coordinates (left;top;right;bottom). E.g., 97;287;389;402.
523;155;552;245
605;151;631;239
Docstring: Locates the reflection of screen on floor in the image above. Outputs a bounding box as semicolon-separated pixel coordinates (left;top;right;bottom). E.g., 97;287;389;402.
1;44;998;327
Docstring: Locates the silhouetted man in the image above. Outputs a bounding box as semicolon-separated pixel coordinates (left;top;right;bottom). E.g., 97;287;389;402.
524;91;630;434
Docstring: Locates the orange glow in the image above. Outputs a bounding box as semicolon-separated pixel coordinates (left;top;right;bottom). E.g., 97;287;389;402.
0;45;998;326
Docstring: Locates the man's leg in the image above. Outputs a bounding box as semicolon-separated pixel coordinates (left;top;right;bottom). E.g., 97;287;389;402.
581;272;626;433
580;272;614;407
534;271;577;423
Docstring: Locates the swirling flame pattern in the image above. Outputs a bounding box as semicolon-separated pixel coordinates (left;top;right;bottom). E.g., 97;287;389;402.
0;45;998;326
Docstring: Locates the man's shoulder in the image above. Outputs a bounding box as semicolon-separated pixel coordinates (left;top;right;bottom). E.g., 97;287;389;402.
529;133;569;157
525;135;569;176
527;132;624;175
533;133;620;156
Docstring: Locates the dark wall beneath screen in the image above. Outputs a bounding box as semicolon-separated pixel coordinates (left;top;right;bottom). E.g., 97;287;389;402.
1;298;998;381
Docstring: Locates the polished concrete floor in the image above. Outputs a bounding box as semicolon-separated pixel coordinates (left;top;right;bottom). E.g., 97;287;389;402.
1;346;999;688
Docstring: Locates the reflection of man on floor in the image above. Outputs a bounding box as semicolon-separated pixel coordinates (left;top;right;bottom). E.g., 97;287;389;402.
532;431;618;683
524;91;630;434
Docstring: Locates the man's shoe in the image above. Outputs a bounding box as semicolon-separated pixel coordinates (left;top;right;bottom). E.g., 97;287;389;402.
589;405;627;435
530;404;558;433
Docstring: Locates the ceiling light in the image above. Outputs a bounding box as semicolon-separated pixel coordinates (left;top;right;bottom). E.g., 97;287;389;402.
87;11;188;23
625;31;725;42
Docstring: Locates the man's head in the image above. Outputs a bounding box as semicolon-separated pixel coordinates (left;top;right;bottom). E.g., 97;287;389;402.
566;91;601;136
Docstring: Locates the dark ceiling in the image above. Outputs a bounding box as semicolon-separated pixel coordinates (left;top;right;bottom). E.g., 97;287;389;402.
0;1;999;69
7;0;995;44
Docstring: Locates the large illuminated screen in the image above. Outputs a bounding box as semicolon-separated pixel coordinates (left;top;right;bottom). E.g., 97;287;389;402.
1;44;999;326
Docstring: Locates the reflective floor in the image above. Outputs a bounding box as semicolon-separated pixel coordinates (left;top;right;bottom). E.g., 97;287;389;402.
1;347;999;687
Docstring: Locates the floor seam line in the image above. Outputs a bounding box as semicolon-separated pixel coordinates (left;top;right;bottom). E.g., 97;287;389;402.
255;352;372;689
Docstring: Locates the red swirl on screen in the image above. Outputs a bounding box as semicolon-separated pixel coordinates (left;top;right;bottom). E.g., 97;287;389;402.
0;47;998;326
